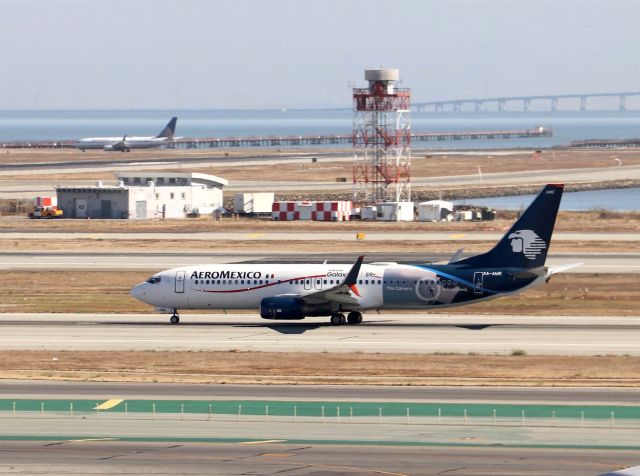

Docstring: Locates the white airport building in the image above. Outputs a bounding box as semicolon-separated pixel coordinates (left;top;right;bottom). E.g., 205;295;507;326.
56;172;228;219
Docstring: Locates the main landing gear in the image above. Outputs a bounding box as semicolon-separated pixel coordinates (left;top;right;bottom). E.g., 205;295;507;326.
170;309;180;324
347;311;363;325
330;311;363;326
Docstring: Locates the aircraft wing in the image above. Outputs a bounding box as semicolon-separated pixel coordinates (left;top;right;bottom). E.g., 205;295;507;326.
104;135;128;151
298;256;364;305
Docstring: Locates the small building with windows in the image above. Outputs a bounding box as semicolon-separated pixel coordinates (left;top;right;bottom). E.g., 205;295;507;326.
56;172;228;219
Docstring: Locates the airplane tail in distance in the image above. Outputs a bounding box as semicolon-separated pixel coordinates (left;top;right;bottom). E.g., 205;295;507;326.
156;117;178;139
457;184;564;269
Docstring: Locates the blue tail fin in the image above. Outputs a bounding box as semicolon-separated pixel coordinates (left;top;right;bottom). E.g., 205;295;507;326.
457;184;564;269
156;117;177;138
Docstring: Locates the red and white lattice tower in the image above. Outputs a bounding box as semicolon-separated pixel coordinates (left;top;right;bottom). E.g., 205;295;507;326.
352;69;411;205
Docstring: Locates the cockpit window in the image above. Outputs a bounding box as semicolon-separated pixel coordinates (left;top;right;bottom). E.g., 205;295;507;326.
147;276;161;284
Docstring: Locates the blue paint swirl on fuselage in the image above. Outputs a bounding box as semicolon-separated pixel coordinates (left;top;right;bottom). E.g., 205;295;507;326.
381;264;541;309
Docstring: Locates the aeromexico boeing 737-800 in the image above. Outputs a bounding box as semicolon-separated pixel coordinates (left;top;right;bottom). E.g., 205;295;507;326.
130;184;579;325
76;117;177;152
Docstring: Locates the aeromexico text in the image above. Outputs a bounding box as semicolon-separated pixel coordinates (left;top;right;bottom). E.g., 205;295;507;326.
191;270;263;280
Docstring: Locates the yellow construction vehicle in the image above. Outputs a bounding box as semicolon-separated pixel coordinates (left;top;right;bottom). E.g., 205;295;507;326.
28;206;63;219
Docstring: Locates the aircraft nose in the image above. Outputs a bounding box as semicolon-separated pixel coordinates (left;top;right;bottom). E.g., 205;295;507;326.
130;283;147;301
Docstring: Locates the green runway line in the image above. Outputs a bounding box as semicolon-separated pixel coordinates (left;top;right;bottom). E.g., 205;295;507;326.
1;399;640;420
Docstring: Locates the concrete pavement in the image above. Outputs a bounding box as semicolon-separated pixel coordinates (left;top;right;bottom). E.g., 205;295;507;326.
0;250;636;272
2;380;640;404
1;313;639;355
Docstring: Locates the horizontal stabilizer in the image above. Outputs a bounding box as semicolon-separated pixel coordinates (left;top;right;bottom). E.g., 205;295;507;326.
546;262;583;277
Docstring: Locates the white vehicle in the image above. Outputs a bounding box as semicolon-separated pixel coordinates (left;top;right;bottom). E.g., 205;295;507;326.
131;185;579;325
76;117;177;152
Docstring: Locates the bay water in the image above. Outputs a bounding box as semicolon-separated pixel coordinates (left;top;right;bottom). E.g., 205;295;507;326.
1;110;639;150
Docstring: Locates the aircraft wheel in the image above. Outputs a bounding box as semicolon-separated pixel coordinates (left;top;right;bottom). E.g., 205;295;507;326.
170;314;180;324
347;312;363;325
330;313;345;326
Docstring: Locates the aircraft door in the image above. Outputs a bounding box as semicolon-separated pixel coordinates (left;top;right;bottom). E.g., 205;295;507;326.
304;278;312;290
314;277;323;290
175;271;186;293
473;272;484;295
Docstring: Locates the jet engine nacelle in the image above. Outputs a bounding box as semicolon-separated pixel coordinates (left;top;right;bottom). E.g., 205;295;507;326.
260;296;336;320
260;296;306;320
104;143;129;152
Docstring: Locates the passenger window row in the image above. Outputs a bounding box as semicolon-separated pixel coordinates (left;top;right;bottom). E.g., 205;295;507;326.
192;278;401;286
194;279;270;285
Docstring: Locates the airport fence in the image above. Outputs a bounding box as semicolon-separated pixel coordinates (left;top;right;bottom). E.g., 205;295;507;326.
1;399;640;430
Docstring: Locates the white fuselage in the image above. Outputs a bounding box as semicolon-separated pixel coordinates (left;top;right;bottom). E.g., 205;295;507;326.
132;263;381;311
76;136;169;150
130;262;541;315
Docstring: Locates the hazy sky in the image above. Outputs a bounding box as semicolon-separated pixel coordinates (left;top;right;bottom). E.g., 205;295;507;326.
1;0;638;109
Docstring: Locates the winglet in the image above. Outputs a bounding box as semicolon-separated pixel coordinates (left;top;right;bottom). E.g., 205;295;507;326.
343;255;364;296
343;256;364;285
448;248;465;264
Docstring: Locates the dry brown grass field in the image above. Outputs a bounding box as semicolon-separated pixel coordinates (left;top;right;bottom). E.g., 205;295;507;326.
1;350;639;387
186;148;640;182
2;148;640;185
0;146;311;166
0;238;638;255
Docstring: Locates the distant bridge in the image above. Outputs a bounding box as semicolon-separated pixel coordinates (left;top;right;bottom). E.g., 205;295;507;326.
413;92;640;112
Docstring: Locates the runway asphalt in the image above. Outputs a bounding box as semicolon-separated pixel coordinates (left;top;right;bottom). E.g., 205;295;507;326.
1;439;635;475
1;313;639;355
3;414;640;449
0;250;636;272
2;380;639;404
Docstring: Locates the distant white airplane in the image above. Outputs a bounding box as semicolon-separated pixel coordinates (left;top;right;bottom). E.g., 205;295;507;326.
76;117;177;152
